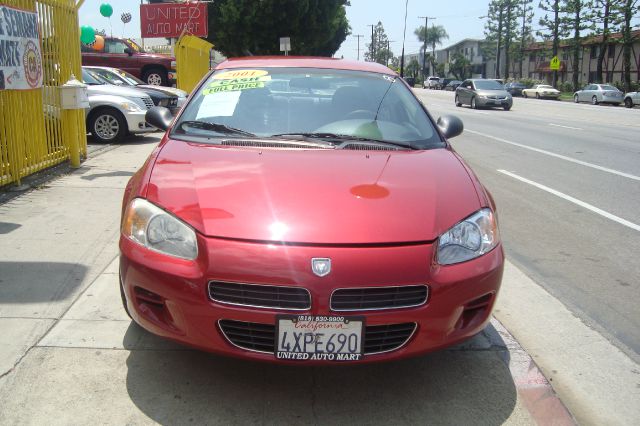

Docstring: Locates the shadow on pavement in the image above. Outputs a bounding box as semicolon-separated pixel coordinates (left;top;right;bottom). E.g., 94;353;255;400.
123;323;518;424
0;261;87;303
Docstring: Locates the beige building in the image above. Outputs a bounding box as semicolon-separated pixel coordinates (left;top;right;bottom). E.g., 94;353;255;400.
520;30;640;85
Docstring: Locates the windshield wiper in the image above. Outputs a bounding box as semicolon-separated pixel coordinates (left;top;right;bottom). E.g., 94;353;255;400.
176;121;256;137
270;132;413;148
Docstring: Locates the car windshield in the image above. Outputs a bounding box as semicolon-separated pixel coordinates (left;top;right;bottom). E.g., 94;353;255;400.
539;85;553;89
174;67;442;148
474;80;504;90
125;39;145;53
97;68;144;86
601;85;618;91
81;69;109;85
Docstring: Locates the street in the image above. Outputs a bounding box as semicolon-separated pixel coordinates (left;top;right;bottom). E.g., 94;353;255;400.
415;89;640;363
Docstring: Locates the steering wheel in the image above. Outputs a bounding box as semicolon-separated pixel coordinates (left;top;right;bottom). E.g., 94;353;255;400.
346;109;375;119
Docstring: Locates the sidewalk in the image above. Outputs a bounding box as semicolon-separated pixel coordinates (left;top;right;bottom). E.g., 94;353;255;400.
0;135;573;425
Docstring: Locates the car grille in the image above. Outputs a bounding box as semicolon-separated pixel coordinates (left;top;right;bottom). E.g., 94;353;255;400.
331;285;428;311
141;97;154;109
208;281;311;310
487;95;507;100
218;320;417;355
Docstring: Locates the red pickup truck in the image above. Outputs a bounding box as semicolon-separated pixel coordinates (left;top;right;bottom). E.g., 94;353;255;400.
81;37;176;87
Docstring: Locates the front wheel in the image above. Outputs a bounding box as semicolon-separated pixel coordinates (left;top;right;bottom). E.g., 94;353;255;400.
574;94;579;103
88;108;126;143
142;67;168;86
523;92;528;98
470;97;477;109
455;95;462;107
535;93;540;99
591;95;599;105
503;104;511;111
624;98;633;108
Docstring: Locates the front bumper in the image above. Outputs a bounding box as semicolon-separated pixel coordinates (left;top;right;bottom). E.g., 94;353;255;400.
120;235;504;364
125;111;156;134
476;97;512;108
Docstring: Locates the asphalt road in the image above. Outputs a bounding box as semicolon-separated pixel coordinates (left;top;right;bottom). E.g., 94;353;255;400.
415;89;640;362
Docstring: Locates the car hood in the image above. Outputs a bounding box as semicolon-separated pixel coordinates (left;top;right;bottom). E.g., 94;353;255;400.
87;84;148;98
145;140;482;244
139;85;187;98
476;89;510;97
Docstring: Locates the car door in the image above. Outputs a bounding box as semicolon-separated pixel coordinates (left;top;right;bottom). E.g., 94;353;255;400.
460;80;472;103
103;39;137;74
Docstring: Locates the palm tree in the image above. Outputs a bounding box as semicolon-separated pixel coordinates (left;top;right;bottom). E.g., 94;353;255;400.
414;25;449;75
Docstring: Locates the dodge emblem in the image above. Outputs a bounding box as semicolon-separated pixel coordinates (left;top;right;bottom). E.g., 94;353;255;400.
311;258;331;277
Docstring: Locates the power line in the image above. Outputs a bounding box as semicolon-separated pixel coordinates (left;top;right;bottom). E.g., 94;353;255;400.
367;24;376;60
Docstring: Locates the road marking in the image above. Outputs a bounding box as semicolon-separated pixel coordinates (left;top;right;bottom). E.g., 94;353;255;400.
548;123;583;130
497;169;640;232
467;129;640;181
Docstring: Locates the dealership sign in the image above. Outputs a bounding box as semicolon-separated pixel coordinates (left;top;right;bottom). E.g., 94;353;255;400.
140;2;208;38
0;4;43;90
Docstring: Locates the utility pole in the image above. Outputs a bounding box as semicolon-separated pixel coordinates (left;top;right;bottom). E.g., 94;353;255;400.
418;16;435;77
387;40;395;67
367;24;376;61
354;34;364;61
400;0;409;77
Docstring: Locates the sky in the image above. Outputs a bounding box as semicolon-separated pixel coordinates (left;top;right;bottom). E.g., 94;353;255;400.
78;0;639;58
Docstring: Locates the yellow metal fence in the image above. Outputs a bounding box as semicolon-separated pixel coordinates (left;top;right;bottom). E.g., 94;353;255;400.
0;0;85;187
176;35;213;94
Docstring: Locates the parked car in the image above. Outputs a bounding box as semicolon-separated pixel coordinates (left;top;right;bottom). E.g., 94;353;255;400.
504;82;526;96
81;37;176;86
623;91;640;108
573;84;624;105
455;79;513;110
522;84;561;99
443;80;462;91
403;76;416;87
120;57;503;364
84;66;185;114
81;68;156;143
425;76;442;89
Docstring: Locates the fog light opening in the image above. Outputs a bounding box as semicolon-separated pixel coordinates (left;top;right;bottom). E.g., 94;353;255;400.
134;286;176;329
455;293;494;330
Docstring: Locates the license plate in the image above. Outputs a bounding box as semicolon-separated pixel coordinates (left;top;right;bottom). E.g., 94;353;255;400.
276;315;364;361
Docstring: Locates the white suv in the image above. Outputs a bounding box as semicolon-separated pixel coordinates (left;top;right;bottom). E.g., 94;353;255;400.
425;76;442;89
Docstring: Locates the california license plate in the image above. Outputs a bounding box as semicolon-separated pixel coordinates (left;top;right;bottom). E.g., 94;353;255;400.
275;315;364;361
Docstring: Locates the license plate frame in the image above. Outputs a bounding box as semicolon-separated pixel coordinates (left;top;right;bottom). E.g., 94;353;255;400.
275;315;365;361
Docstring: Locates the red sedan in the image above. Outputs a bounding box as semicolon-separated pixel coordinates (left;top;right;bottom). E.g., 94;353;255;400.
119;57;503;363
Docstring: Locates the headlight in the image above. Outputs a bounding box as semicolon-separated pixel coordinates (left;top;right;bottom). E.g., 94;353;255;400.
122;198;198;260
120;102;143;112
158;98;169;107
437;208;499;265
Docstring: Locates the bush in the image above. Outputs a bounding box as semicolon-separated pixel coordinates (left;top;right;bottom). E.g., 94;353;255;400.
517;78;545;88
612;80;639;92
557;81;574;93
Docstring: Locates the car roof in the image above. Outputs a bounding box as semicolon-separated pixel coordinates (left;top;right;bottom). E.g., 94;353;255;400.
215;56;397;76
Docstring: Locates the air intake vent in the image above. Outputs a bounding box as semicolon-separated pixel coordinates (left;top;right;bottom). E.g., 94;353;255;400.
218;320;417;355
141;97;154;109
221;140;330;149
331;285;428;311
342;143;401;151
209;281;311;310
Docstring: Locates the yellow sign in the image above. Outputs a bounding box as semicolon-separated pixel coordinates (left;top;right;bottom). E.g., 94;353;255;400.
213;69;269;80
550;56;560;71
203;75;271;95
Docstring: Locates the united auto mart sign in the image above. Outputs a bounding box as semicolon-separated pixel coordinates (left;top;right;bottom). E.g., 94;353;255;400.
0;4;43;90
140;2;208;39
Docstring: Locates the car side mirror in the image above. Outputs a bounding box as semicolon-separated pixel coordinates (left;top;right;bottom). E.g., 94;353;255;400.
124;48;133;56
145;106;173;131
437;115;464;139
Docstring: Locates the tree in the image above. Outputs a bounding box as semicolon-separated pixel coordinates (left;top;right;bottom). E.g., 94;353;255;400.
449;52;472;80
561;0;593;91
364;21;393;65
414;25;449;75
538;0;566;87
591;0;622;83
612;0;639;91
206;0;351;57
483;0;517;78
517;0;536;78
406;58;421;79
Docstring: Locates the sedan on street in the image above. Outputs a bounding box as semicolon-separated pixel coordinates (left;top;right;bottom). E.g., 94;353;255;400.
574;84;624;105
455;79;513;110
522;84;561;99
504;82;526;96
119;57;504;364
443;80;462;91
623;91;640;108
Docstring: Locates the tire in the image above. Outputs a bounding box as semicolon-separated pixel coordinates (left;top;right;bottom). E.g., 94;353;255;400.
624;98;633;108
591;95;599;105
119;272;132;319
455;95;462;107
142;67;167;86
88;108;127;143
470;97;477;109
535;93;540;99
574;94;579;103
523;92;528;98
503;104;511;111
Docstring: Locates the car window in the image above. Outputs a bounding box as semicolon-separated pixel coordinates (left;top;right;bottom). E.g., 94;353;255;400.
105;40;128;54
174;67;442;148
601;85;618;91
474;80;504;90
92;69;126;84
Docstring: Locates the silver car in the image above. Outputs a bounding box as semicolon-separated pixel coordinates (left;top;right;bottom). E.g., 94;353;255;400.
623;91;640;108
573;84;623;105
82;68;156;143
455;79;513;110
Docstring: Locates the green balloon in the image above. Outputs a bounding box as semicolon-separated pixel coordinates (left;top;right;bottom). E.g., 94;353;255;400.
80;25;95;44
99;3;113;18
